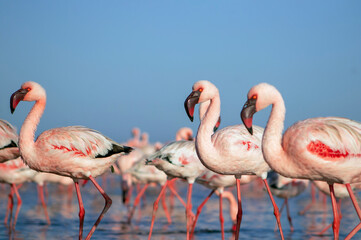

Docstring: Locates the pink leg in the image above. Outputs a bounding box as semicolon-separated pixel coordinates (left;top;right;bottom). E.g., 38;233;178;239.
4;186;14;226
38;185;51;225
186;183;193;240
128;183;149;223
85;176;112;240
44;183;49;203
285;198;294;232
345;183;361;240
319;199;342;236
234;178;243;240
263;179;284;240
67;184;73;205
274;200;286;232
161;187;171;224
12;184;22;229
74;180;85;240
191;190;215;237
219;192;225;240
328;184;340;240
168;182;186;208
148;180;168;240
299;183;316;215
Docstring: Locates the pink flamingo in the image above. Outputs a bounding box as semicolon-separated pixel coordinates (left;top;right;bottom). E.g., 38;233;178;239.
0;119;19;163
10;81;132;240
185;80;284;240
192;172;256;239
267;171;309;231
241;82;361;240
176;127;193;141
0;157;37;229
126;127;141;147
146;101;219;240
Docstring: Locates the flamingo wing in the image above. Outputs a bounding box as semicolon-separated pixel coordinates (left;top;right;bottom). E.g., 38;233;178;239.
35;126;132;159
0;119;18;149
285;117;361;160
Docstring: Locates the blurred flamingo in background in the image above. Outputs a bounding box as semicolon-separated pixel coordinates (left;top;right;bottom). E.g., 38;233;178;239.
10;81;133;240
185;80;284;240
0;119;20;163
241;82;361;240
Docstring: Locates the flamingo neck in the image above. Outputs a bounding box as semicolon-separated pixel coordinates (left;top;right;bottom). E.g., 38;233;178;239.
195;94;221;172
221;190;237;223
19;98;46;164
262;94;290;176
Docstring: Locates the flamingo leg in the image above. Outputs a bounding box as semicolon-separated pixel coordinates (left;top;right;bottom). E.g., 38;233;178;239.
191;189;215;237
74;180;85;240
85;176;112;240
5;186;14;226
161;187;171;224
285;198;294;232
186;183;194;240
319;200;342;236
12;184;22;229
38;185;51;225
219;192;225;240
328;184;340;240
263;179;284;240
148;180;168;240
274;200;286;232
127;183;149;223
168;181;186;208
299;182;316;215
234;178;243;240
344;183;361;240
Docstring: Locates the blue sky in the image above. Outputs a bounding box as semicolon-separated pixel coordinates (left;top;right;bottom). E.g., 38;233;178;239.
1;1;360;143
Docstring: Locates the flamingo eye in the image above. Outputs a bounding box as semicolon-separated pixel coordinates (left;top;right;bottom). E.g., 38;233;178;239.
251;95;257;100
26;87;31;91
198;88;203;92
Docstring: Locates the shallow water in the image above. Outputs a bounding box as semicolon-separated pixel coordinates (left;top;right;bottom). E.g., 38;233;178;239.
1;174;360;240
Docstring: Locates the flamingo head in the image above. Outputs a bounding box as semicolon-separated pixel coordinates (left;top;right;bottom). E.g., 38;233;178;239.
10;81;46;114
131;127;140;137
241;83;279;135
184;80;219;122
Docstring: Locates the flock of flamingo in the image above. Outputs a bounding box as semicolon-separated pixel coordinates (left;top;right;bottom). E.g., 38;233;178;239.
0;80;360;240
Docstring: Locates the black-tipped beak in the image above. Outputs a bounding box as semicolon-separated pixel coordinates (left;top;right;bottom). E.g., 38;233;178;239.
213;116;221;132
10;88;29;114
241;98;257;135
184;90;201;122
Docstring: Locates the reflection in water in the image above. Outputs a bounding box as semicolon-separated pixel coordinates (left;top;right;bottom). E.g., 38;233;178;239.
0;174;361;239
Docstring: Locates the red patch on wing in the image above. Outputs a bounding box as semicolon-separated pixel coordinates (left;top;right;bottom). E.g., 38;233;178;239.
52;145;86;157
0;162;20;170
238;140;259;151
179;155;189;165
307;140;353;159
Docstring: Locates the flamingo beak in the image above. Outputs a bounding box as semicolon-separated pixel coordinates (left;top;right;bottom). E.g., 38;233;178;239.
213;116;221;132
184;90;201;122
10;88;29;114
241;98;257;135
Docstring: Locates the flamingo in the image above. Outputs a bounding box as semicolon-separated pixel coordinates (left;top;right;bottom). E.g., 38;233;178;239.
184;80;285;239
10;81;133;240
267;171;309;231
0;157;37;229
241;82;361;240
0;119;20;162
126;127;141;147
146;101;220;240
175;127;193;141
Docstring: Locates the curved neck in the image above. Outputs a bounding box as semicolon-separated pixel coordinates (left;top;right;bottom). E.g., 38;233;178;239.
19;98;46;162
195;94;221;171
262;95;291;176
